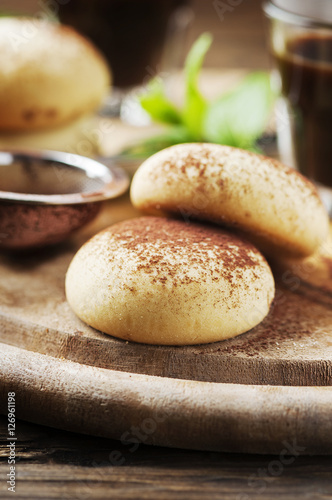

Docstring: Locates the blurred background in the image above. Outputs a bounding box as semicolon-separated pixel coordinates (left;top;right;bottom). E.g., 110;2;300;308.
3;0;331;197
1;0;269;71
0;0;273;164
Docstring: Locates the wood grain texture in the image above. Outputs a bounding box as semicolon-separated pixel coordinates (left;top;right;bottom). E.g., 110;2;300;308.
0;196;332;386
0;416;332;500
1;416;332;500
1;342;332;455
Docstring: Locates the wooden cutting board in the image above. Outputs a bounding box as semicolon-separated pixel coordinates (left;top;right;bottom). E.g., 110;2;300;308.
1;193;332;454
1;194;332;387
1;68;332;454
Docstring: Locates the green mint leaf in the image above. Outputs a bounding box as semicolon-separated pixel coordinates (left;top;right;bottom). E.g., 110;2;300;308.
139;77;182;125
203;72;274;148
0;12;17;16
182;33;212;139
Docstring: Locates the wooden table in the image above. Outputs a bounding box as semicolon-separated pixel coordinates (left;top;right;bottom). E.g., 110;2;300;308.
1;139;332;500
1;415;332;500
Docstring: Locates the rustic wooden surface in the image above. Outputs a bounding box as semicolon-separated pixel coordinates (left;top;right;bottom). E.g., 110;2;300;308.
0;415;332;500
1;1;332;496
1;194;332;386
1;342;332;456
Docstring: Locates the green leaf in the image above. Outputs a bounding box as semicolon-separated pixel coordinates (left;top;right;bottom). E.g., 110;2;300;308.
203;72;274;148
139;78;181;125
137;33;275;155
182;33;212;139
0;11;16;16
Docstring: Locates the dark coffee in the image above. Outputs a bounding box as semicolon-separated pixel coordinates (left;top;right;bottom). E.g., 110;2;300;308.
276;35;332;186
58;0;186;89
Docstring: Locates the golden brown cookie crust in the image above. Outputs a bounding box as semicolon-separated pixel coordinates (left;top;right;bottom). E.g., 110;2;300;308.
65;217;275;345
130;143;329;258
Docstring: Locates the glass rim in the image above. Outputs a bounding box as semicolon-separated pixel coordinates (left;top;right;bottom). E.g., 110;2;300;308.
263;1;332;30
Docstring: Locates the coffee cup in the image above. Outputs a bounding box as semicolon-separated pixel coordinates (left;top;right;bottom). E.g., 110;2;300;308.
264;0;332;214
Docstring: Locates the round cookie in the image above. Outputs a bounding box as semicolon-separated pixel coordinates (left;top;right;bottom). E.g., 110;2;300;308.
130;143;329;258
0;17;111;131
65;216;275;345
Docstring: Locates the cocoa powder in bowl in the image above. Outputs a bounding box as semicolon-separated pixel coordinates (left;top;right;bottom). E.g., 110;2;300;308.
0;150;129;250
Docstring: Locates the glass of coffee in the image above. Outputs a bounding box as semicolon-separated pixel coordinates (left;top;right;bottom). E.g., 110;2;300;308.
56;0;192;123
264;0;332;213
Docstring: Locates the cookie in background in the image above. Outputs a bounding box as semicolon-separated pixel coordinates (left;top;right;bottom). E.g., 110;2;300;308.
0;17;111;155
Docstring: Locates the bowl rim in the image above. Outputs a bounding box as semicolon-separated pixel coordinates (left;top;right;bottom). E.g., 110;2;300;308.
0;149;129;205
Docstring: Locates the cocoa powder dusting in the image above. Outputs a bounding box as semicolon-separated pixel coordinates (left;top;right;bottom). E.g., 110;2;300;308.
108;216;262;288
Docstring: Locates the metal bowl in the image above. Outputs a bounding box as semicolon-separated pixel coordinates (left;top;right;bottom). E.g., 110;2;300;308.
0;150;129;250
